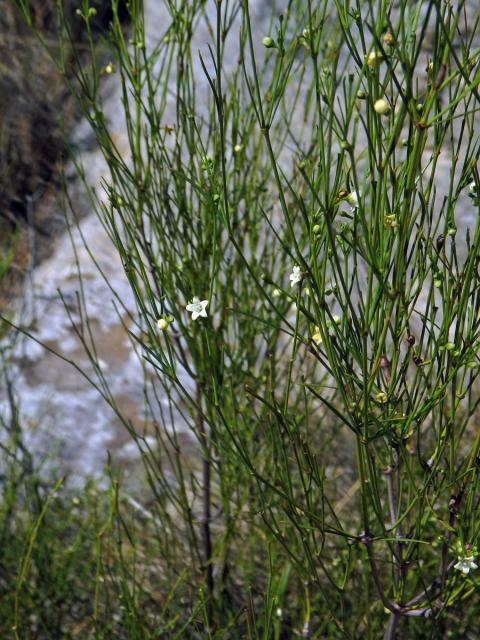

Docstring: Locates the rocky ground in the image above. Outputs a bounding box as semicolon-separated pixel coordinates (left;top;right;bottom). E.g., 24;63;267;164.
0;0;129;308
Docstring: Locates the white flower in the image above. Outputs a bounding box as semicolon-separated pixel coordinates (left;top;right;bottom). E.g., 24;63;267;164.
454;555;478;575
469;180;477;195
186;296;208;320
346;190;359;209
289;265;302;286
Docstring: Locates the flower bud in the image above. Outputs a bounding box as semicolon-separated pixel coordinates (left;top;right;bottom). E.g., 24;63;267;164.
262;36;275;48
367;50;384;67
375;391;388;403
384;214;398;228
157;318;169;331
374;98;390;115
436;234;445;251
383;32;394;46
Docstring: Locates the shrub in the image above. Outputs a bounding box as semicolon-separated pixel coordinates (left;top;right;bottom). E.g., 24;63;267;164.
10;0;480;637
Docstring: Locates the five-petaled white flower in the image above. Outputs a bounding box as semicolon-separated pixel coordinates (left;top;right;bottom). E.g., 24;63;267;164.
454;555;478;575
186;296;208;320
289;266;302;286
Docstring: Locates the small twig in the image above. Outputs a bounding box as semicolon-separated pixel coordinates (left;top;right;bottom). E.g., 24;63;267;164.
195;383;214;627
383;612;398;640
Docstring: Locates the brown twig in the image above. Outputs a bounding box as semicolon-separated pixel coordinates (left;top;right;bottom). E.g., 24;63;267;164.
195;383;214;627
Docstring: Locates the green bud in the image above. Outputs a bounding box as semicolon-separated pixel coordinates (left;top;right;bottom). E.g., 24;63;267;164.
262;36;275;48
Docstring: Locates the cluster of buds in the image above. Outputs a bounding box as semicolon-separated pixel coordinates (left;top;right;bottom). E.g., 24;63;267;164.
76;6;97;19
384;214;398;229
311;316;341;345
375;390;388;404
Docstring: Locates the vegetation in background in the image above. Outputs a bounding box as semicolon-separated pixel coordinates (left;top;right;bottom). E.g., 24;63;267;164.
4;0;480;637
